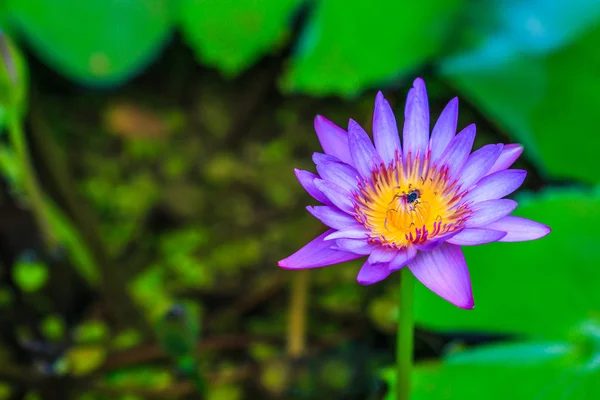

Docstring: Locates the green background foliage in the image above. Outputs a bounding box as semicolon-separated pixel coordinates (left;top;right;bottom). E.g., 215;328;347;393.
0;0;598;398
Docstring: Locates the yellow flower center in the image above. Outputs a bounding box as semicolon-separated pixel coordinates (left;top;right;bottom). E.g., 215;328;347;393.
354;152;469;248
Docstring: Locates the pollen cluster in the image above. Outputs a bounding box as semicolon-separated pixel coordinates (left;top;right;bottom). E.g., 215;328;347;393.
354;151;469;248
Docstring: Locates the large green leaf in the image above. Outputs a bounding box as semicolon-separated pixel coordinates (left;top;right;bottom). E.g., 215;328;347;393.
384;336;600;400
7;0;173;85
415;187;600;339
179;0;303;77
384;362;600;400
440;1;600;183
282;0;463;96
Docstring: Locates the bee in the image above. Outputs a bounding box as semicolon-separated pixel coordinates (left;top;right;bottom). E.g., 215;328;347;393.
405;189;420;205
384;188;424;230
388;188;422;208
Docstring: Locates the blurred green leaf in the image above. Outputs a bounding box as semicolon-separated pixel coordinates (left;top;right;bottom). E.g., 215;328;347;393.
111;329;143;350
156;303;201;359
105;366;173;390
0;32;27;128
206;385;242;400
282;0;463;96
415;187;600;339
260;360;289;395
0;382;12;400
248;343;279;361
130;265;173;320
179;0;302;77
41;315;66;341
321;358;352;390
12;254;48;293
160;228;208;257
45;200;100;285
74;320;109;344
66;345;106;376
155;303;205;393
368;296;398;333
82;172;159;256
441;1;600;182
23;392;40;400
7;0;173;85
0;144;21;189
0;286;12;307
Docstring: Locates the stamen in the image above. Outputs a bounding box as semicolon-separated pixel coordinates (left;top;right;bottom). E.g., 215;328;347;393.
353;152;469;248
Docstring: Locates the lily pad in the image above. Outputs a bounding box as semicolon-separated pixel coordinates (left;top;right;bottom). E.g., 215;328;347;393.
282;0;463;96
384;362;600;400
8;0;173;85
440;1;600;183
415;187;600;339
179;0;303;77
384;335;600;400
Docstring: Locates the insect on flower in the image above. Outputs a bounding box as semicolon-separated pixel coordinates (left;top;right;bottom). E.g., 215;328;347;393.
278;78;551;309
405;189;420;204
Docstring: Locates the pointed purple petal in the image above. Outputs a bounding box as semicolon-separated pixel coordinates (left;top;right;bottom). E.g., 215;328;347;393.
389;246;417;271
463;169;527;204
314;179;354;214
486;144;523;176
413;78;430;127
373;91;400;165
435;124;476;179
324;225;369;240
348;119;382;179
430;97;458;162
314;115;352;164
307;206;357;230
315;157;360;193
357;259;391;285
415;239;446;252
415;229;462;252
369;247;398;264
312;152;341;164
446;228;507;246
457;144;504;190
408;243;474;309
465;199;518;228
279;230;363;269
403;79;430;161
294;169;332;205
483;216;551;242
334;239;377;255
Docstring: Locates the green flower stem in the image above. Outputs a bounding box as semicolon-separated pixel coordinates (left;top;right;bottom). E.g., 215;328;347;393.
396;267;414;400
8;113;57;248
288;269;309;358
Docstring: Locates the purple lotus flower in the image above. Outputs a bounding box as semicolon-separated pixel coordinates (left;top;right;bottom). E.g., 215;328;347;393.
278;78;550;309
